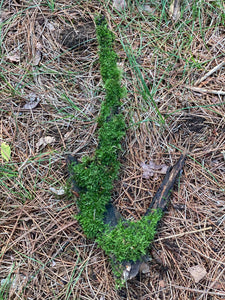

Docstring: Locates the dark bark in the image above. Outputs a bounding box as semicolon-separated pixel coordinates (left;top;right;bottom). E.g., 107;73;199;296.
67;152;186;281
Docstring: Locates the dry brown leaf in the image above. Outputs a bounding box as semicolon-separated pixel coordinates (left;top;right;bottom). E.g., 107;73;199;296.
188;264;207;283
22;93;40;110
6;53;20;63
142;5;154;13
36;136;56;149
32;50;42;66
47;22;56;31
159;280;166;288
169;0;181;21
140;160;168;179
49;186;65;196
113;0;127;11
32;42;42;66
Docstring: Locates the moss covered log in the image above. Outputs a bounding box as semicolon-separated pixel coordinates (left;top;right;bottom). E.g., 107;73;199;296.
68;16;185;286
69;16;126;239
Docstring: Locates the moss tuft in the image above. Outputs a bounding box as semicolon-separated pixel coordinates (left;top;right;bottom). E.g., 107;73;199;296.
70;15;126;239
97;209;163;262
69;15;165;286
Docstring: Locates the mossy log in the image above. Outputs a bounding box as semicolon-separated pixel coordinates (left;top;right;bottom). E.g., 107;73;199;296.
67;16;186;287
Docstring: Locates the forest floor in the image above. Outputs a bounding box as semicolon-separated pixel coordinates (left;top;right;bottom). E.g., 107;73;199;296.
0;0;225;299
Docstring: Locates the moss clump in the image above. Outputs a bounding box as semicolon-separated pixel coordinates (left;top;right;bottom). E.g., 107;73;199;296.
97;209;163;262
69;16;125;239
69;15;165;285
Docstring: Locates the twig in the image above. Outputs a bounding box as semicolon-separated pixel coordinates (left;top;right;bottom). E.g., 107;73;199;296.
171;285;225;297
146;150;187;213
195;60;225;86
184;85;225;96
184;243;225;265
154;226;212;242
119;152;187;281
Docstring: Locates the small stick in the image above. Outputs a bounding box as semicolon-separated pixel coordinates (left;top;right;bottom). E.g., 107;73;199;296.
184;85;225;96
121;151;187;281
154;226;212;242
195;60;225;86
171;285;225;297
146;150;187;214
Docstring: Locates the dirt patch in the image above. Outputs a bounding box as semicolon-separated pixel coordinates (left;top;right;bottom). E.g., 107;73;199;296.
181;115;206;133
60;18;96;50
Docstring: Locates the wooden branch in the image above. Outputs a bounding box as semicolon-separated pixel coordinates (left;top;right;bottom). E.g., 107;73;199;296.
112;152;187;281
194;60;225;86
146;152;187;214
184;85;225;96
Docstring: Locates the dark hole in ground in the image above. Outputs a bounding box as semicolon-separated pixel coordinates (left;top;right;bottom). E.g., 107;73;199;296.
60;19;95;51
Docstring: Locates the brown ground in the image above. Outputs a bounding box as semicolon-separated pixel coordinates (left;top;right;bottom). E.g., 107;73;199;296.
0;1;225;299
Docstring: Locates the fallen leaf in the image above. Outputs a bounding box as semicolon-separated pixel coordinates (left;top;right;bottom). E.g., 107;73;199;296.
47;22;55;31
36;136;56;149
139;262;150;274
140;160;168;179
6;53;20;63
188;264;207;283
113;0;127;11
49;186;65;196
1;142;11;162
22;93;40;110
169;0;181;21
32;42;42;66
142;5;154;13
159;280;166;288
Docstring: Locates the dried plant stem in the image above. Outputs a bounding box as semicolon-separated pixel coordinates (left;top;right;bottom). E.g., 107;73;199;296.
172;285;225;297
154;226;212;242
195;60;225;86
184;85;225;95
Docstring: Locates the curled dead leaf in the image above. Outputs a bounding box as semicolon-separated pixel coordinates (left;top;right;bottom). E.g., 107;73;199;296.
140;160;168;179
32;42;42;66
22;93;40;110
36;136;56;149
49;186;65;196
6;52;20;63
113;0;127;11
188;264;207;283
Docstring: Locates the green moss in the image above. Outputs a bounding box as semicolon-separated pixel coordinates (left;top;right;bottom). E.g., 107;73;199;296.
97;209;163;262
70;16;126;239
68;15;165;286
